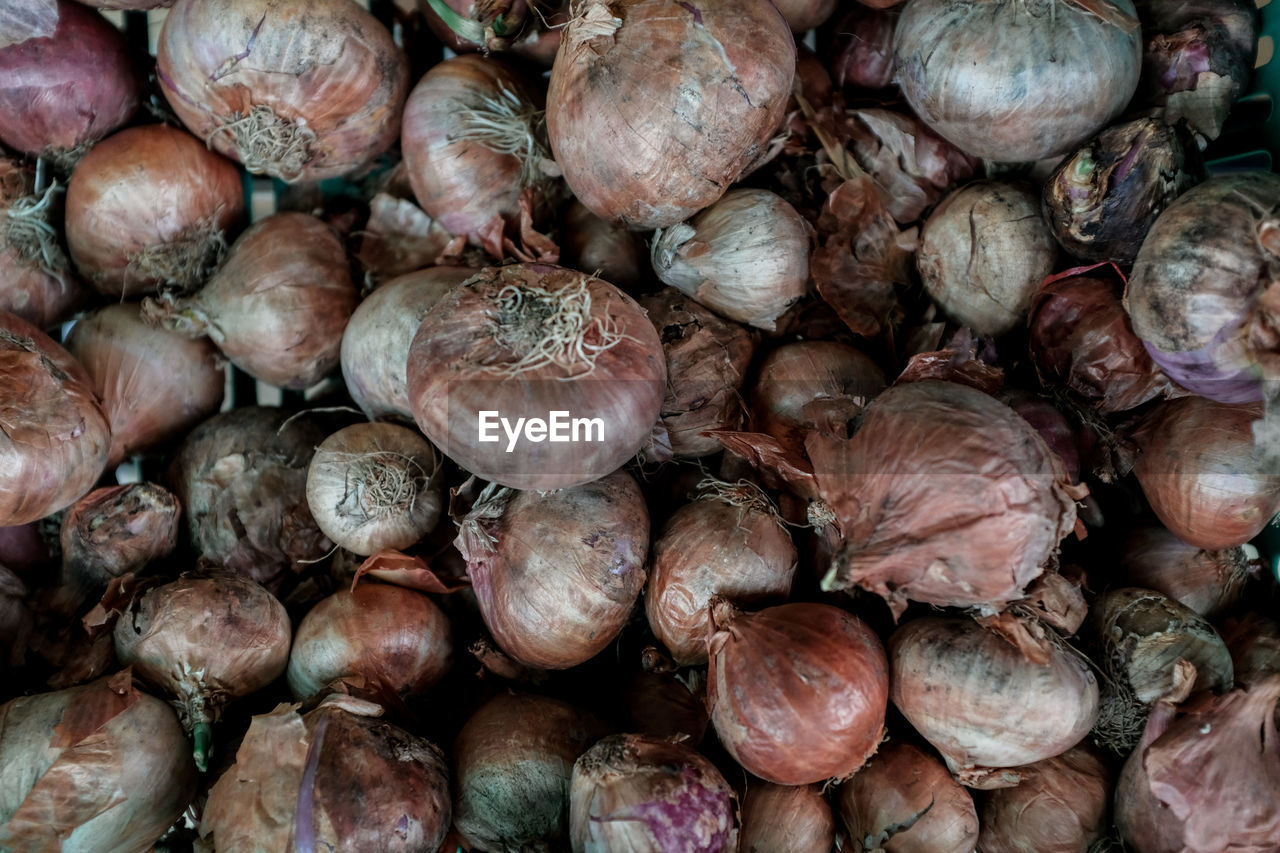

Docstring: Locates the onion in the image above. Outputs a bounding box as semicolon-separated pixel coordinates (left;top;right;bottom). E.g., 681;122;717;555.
637;288;754;458
546;0;795;229
0;564;29;675
569;733;738;853
113;571;292;771
0;672;196;851
0;310;111;527
1042;117;1204;264
64;124;244;298
0;0;140;168
419;0;529;53
651;188;810;331
822;5;897;91
917;181;1058;336
143;212;358;390
622;647;709;742
200;695;452;852
168;406;331;590
60;483;180;606
838;741;979;853
157;0;409;182
1131;397;1280;549
893;0;1141;162
740;783;834;853
707;599;889;785
77;0;174;8
456;471;648;669
64;302;225;468
999;389;1084;486
562;200;647;291
0;521;51;577
774;0;837;32
811;380;1080;617
889;616;1099;784
977;745;1111;853
1120;526;1259;619
407;264;666;491
453;692;607;852
1222;614;1280;686
646;478;796;665
0;159;83;331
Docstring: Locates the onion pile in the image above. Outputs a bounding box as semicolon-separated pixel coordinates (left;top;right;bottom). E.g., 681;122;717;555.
977;745;1111;853
0;157;82;331
739;782;834;853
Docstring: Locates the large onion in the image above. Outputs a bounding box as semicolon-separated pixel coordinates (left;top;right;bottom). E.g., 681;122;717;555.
740;783;834;853
1120;526;1258;619
546;0;795;229
0;157;83;330
977;745;1111;853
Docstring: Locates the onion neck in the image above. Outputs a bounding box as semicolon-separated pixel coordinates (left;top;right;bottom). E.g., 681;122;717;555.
208;104;318;182
1;182;72;283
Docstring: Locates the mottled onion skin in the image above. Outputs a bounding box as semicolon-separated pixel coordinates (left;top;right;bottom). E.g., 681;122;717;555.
978;746;1110;853
740;783;834;853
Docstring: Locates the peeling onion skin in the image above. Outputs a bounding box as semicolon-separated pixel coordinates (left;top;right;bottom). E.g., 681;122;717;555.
1120;526;1257;619
547;0;796;230
739;782;834;853
977;746;1110;853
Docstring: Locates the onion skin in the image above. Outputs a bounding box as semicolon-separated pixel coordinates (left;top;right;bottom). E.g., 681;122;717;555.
0;310;111;527
977;746;1110;853
60;483;180;605
569;733;739;853
838;741;978;853
740;783;834;853
1223;614;1280;686
1131;397;1280;549
64;302;225;468
1120;526;1257;618
546;0;796;229
707;600;889;785
64;124;244;298
562;200;648;291
157;0;409;183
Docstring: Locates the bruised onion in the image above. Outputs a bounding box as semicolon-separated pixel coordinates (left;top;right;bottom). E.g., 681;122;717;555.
157;0;409;182
740;782;834;853
569;733;738;853
1120;526;1258;618
407;264;666;491
143;212;358;390
645;479;796;665
0;156;82;331
651;189;810;331
707;600;888;785
0;672;196;852
838;741;979;853
60;483;180;605
64;302;225;468
64;124;244;297
562;201;648;291
977;746;1110;853
456;471;648;669
546;0;795;229
200;695;452;852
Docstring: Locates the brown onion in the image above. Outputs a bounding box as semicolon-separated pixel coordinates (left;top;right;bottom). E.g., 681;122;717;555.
774;0;837;32
60;483;180;605
407;264;666;491
1222;614;1280;686
64;124;243;297
0;672;197;851
707;600;889;785
889;616;1099;783
740;782;834;853
143;212;358;389
456;471;648;669
64;302;225;468
1131;397;1280;549
546;0;795;229
0;310;111;527
838;741;979;853
158;0;409;182
561;200;648;291
200;695;451;852
823;5;898;91
569;733;738;853
651;188;810;331
977;745;1111;853
1120;526;1259;618
622;647;709;742
0;156;83;331
646;479;796;665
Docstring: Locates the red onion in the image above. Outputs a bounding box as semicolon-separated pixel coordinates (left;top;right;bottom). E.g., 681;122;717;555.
0;157;83;330
64;124;244;298
569;733;738;853
774;0;837;32
562;200;648;291
546;0;795;229
60;483;180;605
822;5;897;91
0;521;51;577
977;745;1111;853
707;600;889;785
407;264;666;491
740;782;834;853
157;0;409;182
1120;526;1259;618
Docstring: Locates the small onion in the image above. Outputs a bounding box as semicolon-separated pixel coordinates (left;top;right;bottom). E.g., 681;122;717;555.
569;733;738;853
456;471;648;669
64;302;225;468
707;600;889;785
822;5;897;91
1120;526;1258;619
546;0;795;229
158;0;410;182
418;0;530;54
917;181;1058;336
561;200;648;291
0;155;83;331
143;212;358;390
651;188;810;331
64;124;244;297
740;782;834;853
622;648;709;742
977;746;1111;853
838;741;979;853
60;483;180;605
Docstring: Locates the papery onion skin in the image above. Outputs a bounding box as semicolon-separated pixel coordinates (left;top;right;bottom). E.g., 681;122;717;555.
707;600;889;785
1120;526;1257;618
889;617;1100;777
1131;397;1280;549
286;582;452;702
569;733;739;853
0;310;111;527
0;672;197;853
838;741;979;853
547;0;795;229
740;782;834;853
60;483;180;604
157;0;409;182
0;155;84;331
977;745;1110;853
64;302;225;468
64;124;244;298
563;200;648;291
